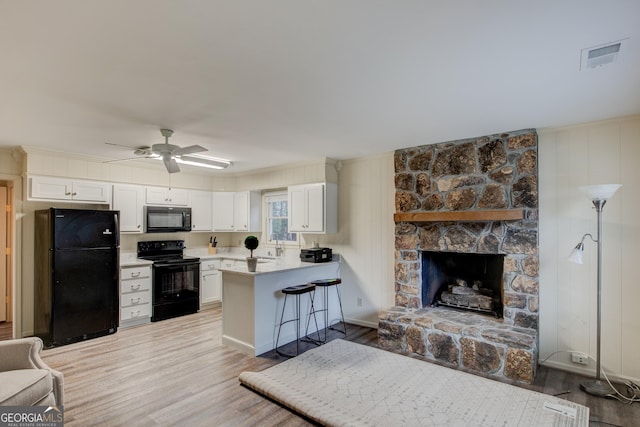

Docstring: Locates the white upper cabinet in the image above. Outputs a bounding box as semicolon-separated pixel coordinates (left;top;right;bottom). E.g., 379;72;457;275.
29;176;111;203
234;191;261;232
212;191;261;232
112;184;144;233
145;187;189;206
190;190;213;231
212;192;235;231
288;183;337;234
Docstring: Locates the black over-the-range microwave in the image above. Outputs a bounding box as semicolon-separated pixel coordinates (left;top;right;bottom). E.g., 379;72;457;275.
144;206;192;233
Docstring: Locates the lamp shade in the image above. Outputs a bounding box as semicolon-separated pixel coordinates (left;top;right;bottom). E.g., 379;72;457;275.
578;184;622;201
568;242;584;264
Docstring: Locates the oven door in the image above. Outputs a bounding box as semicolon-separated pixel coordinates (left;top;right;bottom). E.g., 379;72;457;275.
151;261;200;321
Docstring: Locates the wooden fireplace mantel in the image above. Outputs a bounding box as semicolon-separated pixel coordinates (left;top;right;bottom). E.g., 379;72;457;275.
394;209;524;223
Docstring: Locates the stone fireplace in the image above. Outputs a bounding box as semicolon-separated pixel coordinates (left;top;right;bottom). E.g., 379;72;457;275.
379;129;539;384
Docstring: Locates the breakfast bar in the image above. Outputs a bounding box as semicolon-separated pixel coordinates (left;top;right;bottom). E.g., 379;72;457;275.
219;259;341;356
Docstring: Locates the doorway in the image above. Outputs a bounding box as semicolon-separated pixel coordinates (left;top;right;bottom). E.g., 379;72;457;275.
0;183;13;340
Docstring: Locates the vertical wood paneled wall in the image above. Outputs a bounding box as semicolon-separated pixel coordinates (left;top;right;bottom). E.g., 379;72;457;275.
538;115;640;382
327;154;396;328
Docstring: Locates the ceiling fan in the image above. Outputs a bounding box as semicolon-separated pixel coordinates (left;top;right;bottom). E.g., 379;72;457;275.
106;129;229;173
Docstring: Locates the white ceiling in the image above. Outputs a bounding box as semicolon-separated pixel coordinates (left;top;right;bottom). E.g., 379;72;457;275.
1;1;639;174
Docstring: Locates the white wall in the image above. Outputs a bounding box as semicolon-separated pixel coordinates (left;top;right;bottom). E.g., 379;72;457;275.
326;153;396;327
539;115;640;382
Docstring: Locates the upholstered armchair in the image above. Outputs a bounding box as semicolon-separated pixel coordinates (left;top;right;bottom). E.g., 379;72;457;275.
0;337;64;406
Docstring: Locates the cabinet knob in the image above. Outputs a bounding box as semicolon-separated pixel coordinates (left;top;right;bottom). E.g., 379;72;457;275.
131;272;141;278
131;284;141;290
137;225;141;229
65;192;71;196
72;192;77;196
131;297;140;304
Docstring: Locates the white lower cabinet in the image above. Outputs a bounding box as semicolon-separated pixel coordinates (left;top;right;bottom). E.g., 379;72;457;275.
120;265;152;328
201;259;222;306
221;259;242;269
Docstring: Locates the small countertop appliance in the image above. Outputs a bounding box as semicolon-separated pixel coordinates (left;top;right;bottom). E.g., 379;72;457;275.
300;247;332;263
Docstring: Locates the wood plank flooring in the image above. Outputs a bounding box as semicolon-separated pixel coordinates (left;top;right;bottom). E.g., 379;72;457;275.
39;307;639;426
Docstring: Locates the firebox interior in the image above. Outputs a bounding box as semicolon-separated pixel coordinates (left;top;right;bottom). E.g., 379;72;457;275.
422;251;505;317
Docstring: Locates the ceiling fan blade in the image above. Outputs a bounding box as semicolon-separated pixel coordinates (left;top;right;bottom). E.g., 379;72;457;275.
174;144;207;156
103;156;153;164
163;154;180;173
106;142;140;149
103;158;135;164
106;142;135;149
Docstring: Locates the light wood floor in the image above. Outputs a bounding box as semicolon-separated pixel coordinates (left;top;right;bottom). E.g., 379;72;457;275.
40;307;639;426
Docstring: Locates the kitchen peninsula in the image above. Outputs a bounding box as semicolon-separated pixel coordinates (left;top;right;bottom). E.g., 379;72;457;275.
219;259;341;356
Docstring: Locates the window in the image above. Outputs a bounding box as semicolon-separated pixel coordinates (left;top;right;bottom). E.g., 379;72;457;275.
264;192;297;244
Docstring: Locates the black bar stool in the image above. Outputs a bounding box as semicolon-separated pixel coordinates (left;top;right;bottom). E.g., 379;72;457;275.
307;278;346;343
274;283;321;357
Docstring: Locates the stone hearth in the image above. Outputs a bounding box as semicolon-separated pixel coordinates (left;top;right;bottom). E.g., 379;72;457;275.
379;129;539;383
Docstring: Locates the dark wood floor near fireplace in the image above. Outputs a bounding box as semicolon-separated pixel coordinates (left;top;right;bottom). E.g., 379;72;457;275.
38;306;638;426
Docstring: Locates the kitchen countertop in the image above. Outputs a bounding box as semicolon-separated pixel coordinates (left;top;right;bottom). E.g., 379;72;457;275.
120;248;250;266
218;260;339;276
185;251;247;261
120;253;153;267
121;248;339;271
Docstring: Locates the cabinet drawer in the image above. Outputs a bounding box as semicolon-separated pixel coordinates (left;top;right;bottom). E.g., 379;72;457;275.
121;304;151;321
221;259;238;269
121;266;151;280
121;291;151;308
120;278;151;294
201;259;221;271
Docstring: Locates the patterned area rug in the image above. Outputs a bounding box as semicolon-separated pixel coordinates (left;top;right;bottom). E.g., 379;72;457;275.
239;339;589;426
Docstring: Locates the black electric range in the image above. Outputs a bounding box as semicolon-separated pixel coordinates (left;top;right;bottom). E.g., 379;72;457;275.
137;240;200;321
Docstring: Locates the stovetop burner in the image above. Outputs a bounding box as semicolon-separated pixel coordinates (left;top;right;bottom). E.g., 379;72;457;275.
138;254;200;263
137;240;199;263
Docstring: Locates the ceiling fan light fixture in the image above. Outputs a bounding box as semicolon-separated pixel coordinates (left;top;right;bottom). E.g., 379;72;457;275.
152;154;232;170
177;154;232;170
108;129;229;172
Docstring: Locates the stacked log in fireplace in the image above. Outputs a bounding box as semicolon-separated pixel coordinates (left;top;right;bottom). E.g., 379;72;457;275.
438;277;499;317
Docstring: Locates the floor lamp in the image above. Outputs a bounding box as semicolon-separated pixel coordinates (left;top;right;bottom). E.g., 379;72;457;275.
568;184;622;397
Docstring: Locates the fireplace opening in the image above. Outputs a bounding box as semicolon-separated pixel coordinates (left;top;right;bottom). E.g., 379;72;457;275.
422;251;505;318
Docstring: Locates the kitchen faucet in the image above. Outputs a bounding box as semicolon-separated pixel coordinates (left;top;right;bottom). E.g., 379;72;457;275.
271;234;284;257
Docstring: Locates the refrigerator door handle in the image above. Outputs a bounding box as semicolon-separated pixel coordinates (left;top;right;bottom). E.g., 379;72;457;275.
114;212;120;247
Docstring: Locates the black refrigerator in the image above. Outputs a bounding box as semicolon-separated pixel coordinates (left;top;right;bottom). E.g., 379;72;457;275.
34;208;120;347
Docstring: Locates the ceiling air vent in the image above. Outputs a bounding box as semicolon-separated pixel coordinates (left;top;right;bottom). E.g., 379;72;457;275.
580;39;627;70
